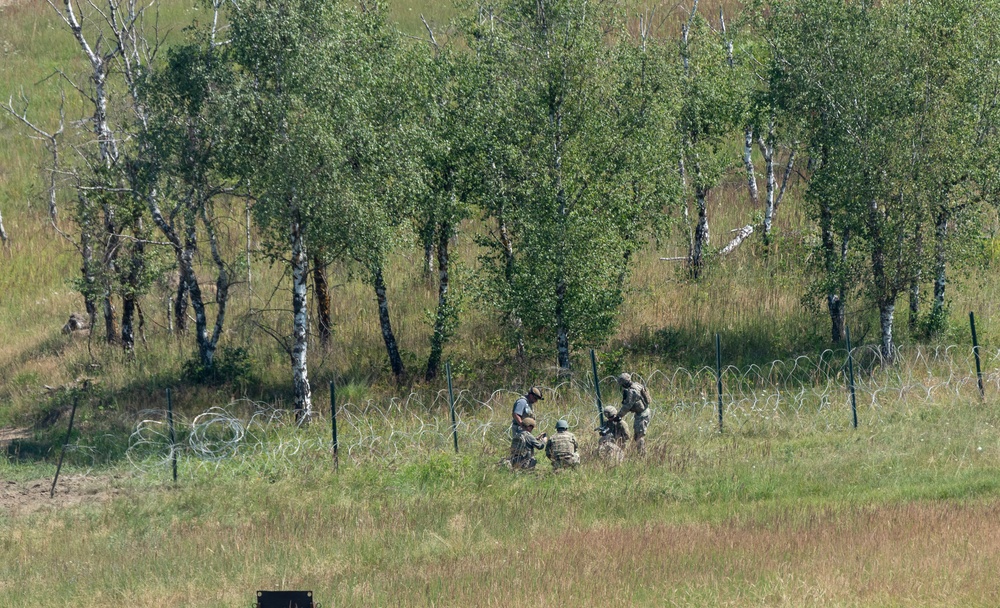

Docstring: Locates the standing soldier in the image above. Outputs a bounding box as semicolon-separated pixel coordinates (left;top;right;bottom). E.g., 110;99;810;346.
509;417;547;470
545;419;580;470
597;405;629;462
616;373;651;454
511;387;544;435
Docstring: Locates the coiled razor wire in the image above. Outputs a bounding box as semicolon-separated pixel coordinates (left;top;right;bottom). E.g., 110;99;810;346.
126;344;1000;473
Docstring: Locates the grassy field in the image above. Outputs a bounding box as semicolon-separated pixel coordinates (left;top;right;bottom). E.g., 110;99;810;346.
4;387;1000;606
3;0;1000;606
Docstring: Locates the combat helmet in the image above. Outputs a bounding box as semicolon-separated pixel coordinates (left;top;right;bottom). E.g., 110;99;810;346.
617;372;632;387
555;419;569;431
603;406;618;418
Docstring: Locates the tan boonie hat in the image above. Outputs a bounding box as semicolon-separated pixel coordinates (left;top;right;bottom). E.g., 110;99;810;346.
521;417;536;428
528;387;544;400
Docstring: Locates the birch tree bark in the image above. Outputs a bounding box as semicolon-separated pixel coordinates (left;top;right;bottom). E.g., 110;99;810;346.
929;205;949;333
743;126;760;208
313;255;332;349
373;263;405;381
869;199;898;364
907;221;923;334
0;205;8;247
820;197;847;342
290;216;312;419
54;0;120;342
497;208;526;358
120;219;144;352
425;222;452;380
690;182;710;278
44;0;163;349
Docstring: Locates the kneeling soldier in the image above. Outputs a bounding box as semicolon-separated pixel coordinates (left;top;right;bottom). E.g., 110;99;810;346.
597;405;629;463
510;417;547;470
545;419;580;470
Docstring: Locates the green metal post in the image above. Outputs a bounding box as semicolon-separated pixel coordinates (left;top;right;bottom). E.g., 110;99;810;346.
971;312;985;400
716;333;723;434
51;393;79;498
446;362;459;453
590;349;605;427
167;388;177;483
330;381;339;471
846;327;858;429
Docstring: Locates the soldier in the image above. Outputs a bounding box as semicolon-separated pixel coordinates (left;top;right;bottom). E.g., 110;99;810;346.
616;372;652;454
511;386;544;434
545;419;580;470
509;417;547;470
596;405;629;462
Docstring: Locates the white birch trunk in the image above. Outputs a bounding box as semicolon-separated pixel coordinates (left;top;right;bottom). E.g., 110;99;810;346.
743;126;759;207
879;302;895;364
202;204;229;365
908;221;923;334
758;130;776;240
425;221;451;381
720;225;754;256
0;204;8;247
930;208;949;330
497;210;525;358
290;217;312;420
690;183;709;278
373;263;405;381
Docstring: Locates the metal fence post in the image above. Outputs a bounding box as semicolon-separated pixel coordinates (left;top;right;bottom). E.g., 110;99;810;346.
715;333;724;434
971;312;985;400
846;327;858;429
446;362;459;454
590;349;605;427
330;381;339;471
167;388;177;483
50;393;80;498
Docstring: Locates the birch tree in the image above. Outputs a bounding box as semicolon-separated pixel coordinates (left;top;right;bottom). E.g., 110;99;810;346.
900;0;1000;336
676;1;743;278
739;6;798;248
5;0;165;351
142;18;236;369
777;0;915;358
771;0;980;360
221;0;358;417
411;45;476;381
470;0;676;372
221;0;415;402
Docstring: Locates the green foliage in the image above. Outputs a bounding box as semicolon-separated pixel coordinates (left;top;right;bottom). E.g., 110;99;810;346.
468;0;682;367
766;0;1000;355
182;346;256;387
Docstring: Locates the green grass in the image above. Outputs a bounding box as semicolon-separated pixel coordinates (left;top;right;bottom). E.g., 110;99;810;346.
4;391;1000;606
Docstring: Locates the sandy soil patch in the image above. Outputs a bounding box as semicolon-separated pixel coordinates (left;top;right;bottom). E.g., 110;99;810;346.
0;473;124;516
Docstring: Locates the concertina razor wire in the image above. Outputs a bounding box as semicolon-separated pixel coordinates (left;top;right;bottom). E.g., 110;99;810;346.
125;344;1000;473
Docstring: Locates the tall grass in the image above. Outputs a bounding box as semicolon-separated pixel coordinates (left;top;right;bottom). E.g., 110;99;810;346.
4;383;1000;606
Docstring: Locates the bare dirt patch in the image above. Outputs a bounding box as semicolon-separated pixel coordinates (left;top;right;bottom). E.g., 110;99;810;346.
0;426;31;448
0;473;125;516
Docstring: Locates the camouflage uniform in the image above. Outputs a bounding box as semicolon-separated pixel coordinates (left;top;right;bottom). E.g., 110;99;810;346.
598;406;629;463
510;427;546;470
545;430;580;470
617;374;651;453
